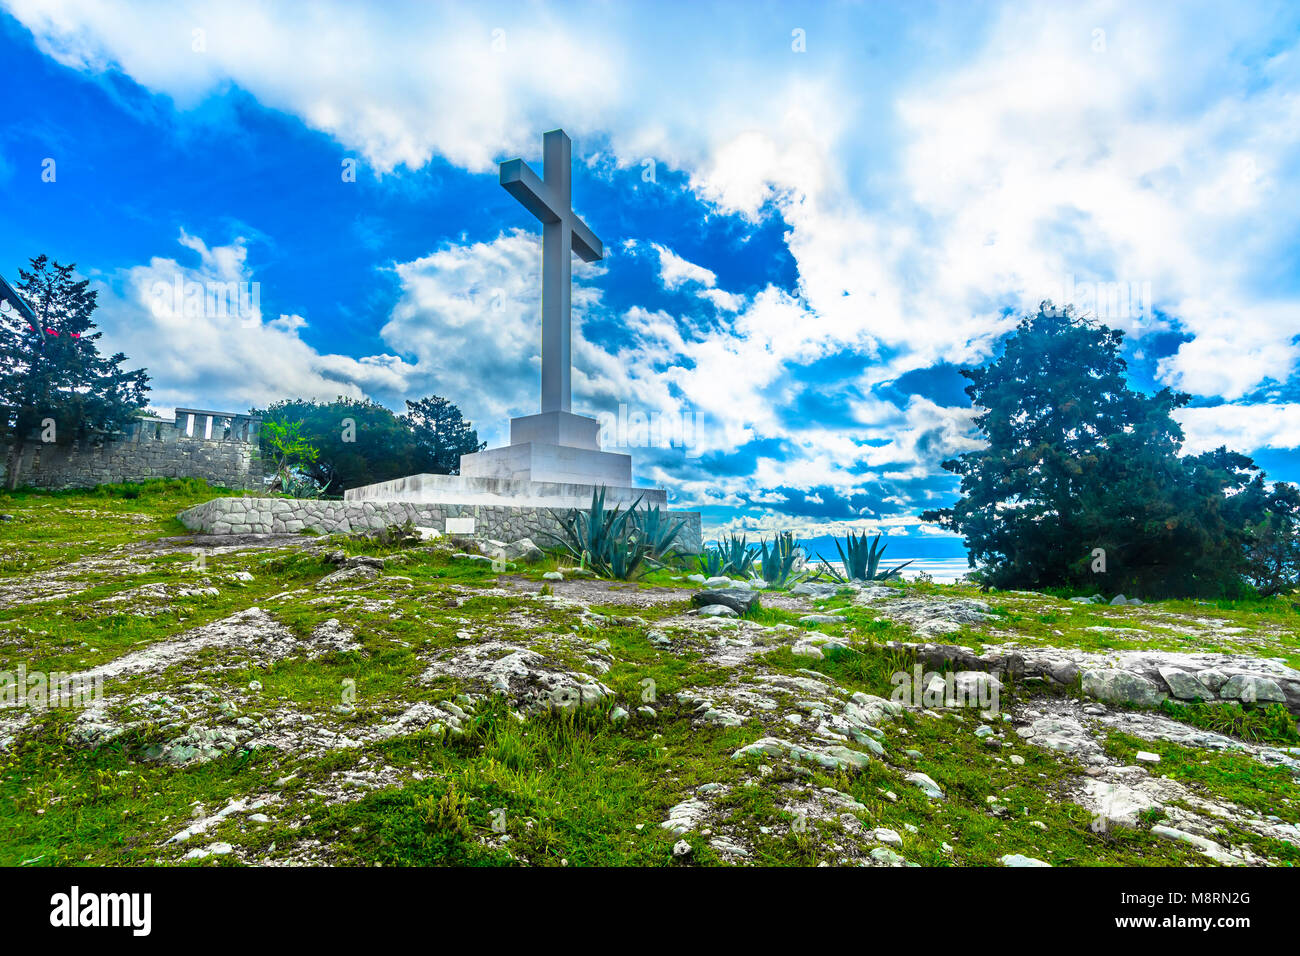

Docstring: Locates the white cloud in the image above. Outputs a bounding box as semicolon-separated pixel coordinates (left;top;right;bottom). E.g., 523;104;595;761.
5;0;623;174
1175;403;1300;456
373;230;976;510
889;2;1300;395
649;243;747;312
15;1;1297;395
698;288;744;313
652;244;716;290
96;231;417;414
379;229;590;446
1155;304;1300;400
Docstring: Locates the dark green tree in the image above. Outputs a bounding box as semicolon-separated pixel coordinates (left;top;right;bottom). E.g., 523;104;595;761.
922;303;1268;597
1243;482;1300;597
0;256;150;489
255;397;417;495
403;395;485;475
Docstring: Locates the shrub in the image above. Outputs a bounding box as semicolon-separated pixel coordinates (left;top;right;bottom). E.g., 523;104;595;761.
696;547;727;577
1158;699;1299;745
721;533;756;577
697;533;757;579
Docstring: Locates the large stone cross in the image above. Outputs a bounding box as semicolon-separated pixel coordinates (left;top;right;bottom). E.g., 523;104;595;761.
500;129;603;414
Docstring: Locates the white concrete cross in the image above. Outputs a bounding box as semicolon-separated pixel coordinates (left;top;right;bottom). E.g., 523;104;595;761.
500;129;603;414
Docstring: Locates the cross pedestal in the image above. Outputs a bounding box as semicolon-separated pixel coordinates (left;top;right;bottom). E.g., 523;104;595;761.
458;409;633;487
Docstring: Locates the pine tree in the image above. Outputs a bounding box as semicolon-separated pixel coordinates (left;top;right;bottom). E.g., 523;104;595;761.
922;302;1267;597
403;395;485;475
1243;482;1300;597
0;256;150;488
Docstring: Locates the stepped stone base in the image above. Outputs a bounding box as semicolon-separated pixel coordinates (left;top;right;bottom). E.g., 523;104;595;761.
509;410;602;449
459;411;632;486
459;441;633;486
343;473;663;509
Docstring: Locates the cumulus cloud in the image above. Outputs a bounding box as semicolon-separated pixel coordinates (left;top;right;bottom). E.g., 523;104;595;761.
889;2;1300;394
96;231;417;414
379;228;606;446
367;227;978;517
1175;403;1300;456
653;244;716;290
5;0;624;174
1156;306;1300;400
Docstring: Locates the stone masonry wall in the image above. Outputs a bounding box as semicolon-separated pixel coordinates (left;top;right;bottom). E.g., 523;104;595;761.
178;496;704;554
1;409;263;491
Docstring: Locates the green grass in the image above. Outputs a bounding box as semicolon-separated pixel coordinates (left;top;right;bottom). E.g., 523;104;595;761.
808;583;1300;665
0;482;1296;867
0;715;284;866
1156;699;1300;745
714;705;1211;867
1102;730;1300;863
0;548;335;674
290;701;754;866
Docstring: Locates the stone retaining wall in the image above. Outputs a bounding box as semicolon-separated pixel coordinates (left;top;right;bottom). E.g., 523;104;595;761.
2;408;262;491
178;496;704;554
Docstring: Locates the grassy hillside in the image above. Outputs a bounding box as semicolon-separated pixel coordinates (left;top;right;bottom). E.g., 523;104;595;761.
0;481;1297;867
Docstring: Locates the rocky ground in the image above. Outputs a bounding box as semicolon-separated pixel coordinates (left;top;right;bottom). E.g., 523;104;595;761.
1;483;1297;867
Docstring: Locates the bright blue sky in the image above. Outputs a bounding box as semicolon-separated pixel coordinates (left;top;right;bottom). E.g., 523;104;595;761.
1;0;1298;548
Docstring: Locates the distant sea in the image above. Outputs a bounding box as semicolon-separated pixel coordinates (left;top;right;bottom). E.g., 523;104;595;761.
702;534;975;583
804;556;974;584
873;557;973;584
783;535;974;584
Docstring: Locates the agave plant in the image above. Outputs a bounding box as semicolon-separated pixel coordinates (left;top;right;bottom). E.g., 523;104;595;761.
543;486;652;579
697;547;727;577
719;533;756;577
815;531;912;583
632;504;687;561
758;531;804;588
603;536;651;580
696;534;755;577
